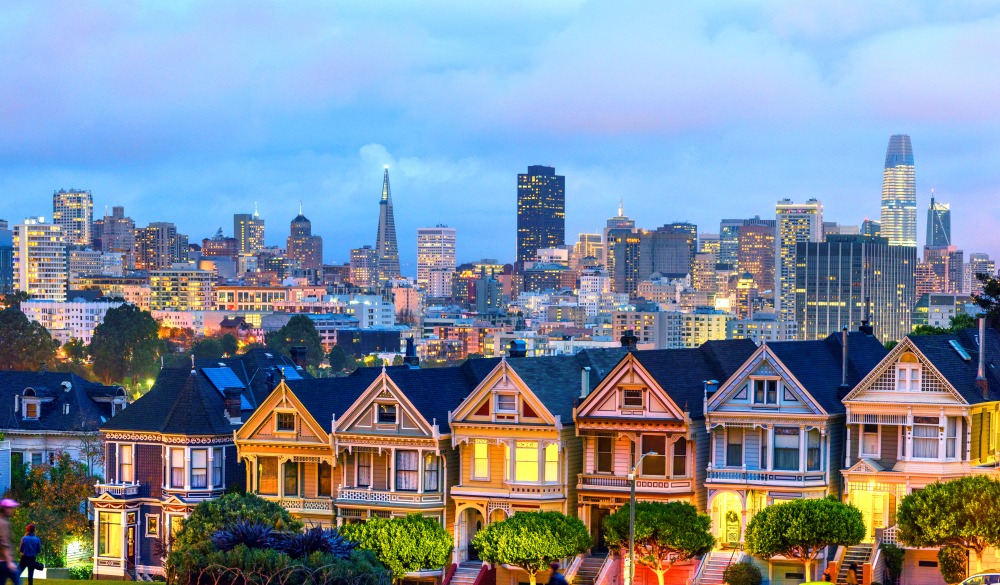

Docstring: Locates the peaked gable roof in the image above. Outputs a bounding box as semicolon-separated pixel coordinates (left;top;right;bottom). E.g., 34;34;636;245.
576;352;686;421
906;327;1000;404
102;367;237;435
0;371;122;432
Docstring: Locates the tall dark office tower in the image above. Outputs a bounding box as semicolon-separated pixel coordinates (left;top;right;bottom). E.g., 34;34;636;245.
235;206;265;255
861;219;881;238
719;216;774;267
516;165;565;263
880;134;916;247
638;224;698;278
926;192;951;247
95;206;136;268
0;220;12;295
375;168;400;284
795;235;916;343
608;228;642;297
287;203;323;271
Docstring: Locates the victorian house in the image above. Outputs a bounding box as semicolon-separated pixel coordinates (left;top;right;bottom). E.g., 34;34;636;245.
843;325;1000;585
704;331;886;584
90;350;301;580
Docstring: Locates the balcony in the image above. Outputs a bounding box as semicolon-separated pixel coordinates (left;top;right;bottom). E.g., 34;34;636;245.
336;487;444;506
273;497;335;514
94;482;141;497
577;474;693;493
450;482;566;501
706;467;827;487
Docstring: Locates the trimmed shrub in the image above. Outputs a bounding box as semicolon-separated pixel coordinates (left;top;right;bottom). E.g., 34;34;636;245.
722;561;762;585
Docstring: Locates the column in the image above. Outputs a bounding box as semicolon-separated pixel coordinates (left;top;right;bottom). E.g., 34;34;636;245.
845;422;852;467
207;448;215;490
798;426;806;472
767;426;775;471
389;448;396;491
278;458;285;498
418;449;425;494
183;448;191;491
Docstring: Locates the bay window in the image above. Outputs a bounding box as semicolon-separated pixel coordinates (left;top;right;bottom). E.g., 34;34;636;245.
807;429;821;471
357;453;372;487
641;435;666;476
119;445;133;483
596;437;613;473
169;448;185;488
212;448;224;486
191;449;208;488
395;450;419;491
515;441;539;482
284;462;299;496
544;443;559;483
318;462;332;497
672;437;687;477
726;429;743;468
773;427;800;471
98;512;122;557
258;457;278;495
912;417;939;459
503;443;510;481
424;455;439;491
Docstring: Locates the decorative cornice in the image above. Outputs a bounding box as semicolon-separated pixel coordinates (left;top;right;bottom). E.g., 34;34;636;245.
103;431;233;445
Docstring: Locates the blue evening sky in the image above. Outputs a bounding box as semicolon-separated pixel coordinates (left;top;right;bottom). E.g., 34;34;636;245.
2;1;1000;275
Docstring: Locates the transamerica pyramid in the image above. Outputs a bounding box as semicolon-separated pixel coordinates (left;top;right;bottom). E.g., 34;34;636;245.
375;167;400;284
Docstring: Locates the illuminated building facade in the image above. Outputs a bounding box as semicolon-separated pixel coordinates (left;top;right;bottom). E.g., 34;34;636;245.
737;223;775;292
13;217;67;301
516;165;565;264
375;168;401;284
287;208;323;271
416;225;456;290
52;189;93;247
880;134;916;247
926;194;951;247
776;198;823;326
350;246;378;290
149;265;215;311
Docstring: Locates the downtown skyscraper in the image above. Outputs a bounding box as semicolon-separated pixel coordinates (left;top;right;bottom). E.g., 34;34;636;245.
516;165;565;263
375;168;400;284
52;189;94;247
416;225;456;290
880;134;916;247
235;207;265;255
926;192;951;247
776;198;823;327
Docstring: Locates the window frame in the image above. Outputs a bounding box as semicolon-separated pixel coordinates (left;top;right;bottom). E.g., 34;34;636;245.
24;400;39;420
672;437;688;478
212;447;224;487
283;461;299;496
119;444;134;484
318;462;332;497
595;437;614;474
896;363;922;392
773;426;800;471
860;424;881;458
356;452;372;487
621;388;644;409
395;450;419;492
640;434;667;477
752;378;779;406
169;448;185;489
472;441;489;480
257;456;279;496
544;443;559;483
190;448;208;489
494;393;517;414
514;440;540;483
946;417;959;460
912;417;940;460
423;454;439;492
376;403;398;425
98;511;122;558
806;429;822;471
726;428;743;468
275;411;296;433
145;515;160;538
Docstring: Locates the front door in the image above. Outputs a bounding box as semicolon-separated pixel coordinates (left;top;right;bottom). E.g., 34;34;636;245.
852;490;890;542
591;507;610;553
467;509;484;561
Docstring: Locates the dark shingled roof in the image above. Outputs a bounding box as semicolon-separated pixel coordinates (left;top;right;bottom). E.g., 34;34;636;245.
0;371;122;432
908;327;1000;404
766;331;888;414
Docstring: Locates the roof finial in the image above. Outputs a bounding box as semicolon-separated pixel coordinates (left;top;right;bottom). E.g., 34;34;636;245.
253;201;259;218
381;167;391;202
299;199;303;216
618;197;624;217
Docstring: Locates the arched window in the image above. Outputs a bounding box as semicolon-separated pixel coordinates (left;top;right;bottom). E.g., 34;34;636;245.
896;352;922;391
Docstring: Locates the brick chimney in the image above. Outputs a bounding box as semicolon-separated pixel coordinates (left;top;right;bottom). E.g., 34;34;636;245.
403;337;419;367
289;346;308;368
620;329;639;351
224;387;242;424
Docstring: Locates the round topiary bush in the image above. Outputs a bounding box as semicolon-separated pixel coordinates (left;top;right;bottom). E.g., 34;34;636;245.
938;545;968;584
722;560;762;585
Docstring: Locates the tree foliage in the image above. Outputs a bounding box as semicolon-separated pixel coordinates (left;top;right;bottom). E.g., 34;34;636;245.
0;290;30;308
911;313;978;336
938;545;968;584
0;306;59;370
897;475;1000;562
192;337;224;359
880;542;904;583
89;304;162;388
974;273;1000;329
166;492;303;583
745;497;864;582
328;345;349;372
472;511;591;585
219;333;239;357
265;315;324;368
340;514;453;582
722;561;762;585
6;454;97;566
603;501;714;585
62;338;89;362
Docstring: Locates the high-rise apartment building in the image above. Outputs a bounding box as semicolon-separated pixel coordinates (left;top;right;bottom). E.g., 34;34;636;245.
516;165;565;264
286;206;323;271
719;216;774;267
880;134;916;247
861;219;881;238
13;217;67;301
234;208;265;255
776;198;823;325
926;193;951;247
923;245;964;294
94;206;136;268
0;220;13;295
795;235;916;343
149;265;215;311
134;222;187;271
737;223;776;292
607;228;642;297
52;189;93;247
699;233;720;255
574;233;604;265
350;246;378;290
603;199;635;268
969;253;996;296
416;226;457;290
374;168;401;284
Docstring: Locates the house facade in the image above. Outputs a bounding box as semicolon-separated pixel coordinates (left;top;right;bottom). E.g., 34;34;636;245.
90;350;301;580
843;326;1000;585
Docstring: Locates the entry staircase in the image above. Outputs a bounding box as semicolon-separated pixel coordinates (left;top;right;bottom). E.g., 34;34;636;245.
697;550;743;585
573;553;609;585
449;562;484;585
837;544;873;584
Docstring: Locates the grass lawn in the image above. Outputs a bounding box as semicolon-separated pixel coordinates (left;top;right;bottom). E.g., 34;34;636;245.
32;581;103;585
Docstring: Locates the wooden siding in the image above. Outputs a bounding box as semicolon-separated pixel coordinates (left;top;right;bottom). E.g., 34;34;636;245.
692;418;709;512
745;430;760;470
138;444;163;498
561;426;582;515
877;426;899;470
826;415;844;497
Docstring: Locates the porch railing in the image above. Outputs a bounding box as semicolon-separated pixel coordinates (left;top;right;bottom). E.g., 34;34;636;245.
706;468;826;485
336;488;444;504
95;482;141;496
578;474;691;491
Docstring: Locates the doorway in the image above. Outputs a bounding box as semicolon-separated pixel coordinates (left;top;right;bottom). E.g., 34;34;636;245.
851;490;890;542
590;507;610;553
712;492;743;547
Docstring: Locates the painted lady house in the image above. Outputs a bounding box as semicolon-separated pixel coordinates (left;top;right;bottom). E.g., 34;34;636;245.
573;340;757;585
703;330;886;585
89;350;301;580
842;322;1000;585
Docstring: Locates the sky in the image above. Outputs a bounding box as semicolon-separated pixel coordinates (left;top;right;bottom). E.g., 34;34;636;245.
3;1;1000;275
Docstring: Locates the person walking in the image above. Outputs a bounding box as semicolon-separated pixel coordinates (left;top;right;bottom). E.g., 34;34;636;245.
548;562;568;585
0;499;19;585
18;525;41;585
846;562;859;585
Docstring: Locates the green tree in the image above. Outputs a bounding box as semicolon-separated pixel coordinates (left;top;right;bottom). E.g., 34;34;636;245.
62;338;89;362
328;345;349;372
0;306;59;370
722;561;762;585
938;545;968;584
472;511;591;585
8;454;97;566
880;542;905;584
391;354;405;366
911;313;979;336
340;514;452;583
603;501;714;585
220;333;239;357
896;475;1000;574
745;497;864;582
166;492;303;583
265;315;324;368
89;304;163;389
973;273;1000;328
191;337;224;359
0;290;30;309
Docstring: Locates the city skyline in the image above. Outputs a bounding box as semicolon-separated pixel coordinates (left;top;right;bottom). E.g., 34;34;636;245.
3;3;1000;270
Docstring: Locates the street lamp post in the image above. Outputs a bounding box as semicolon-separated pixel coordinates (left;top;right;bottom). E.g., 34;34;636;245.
625;451;658;585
